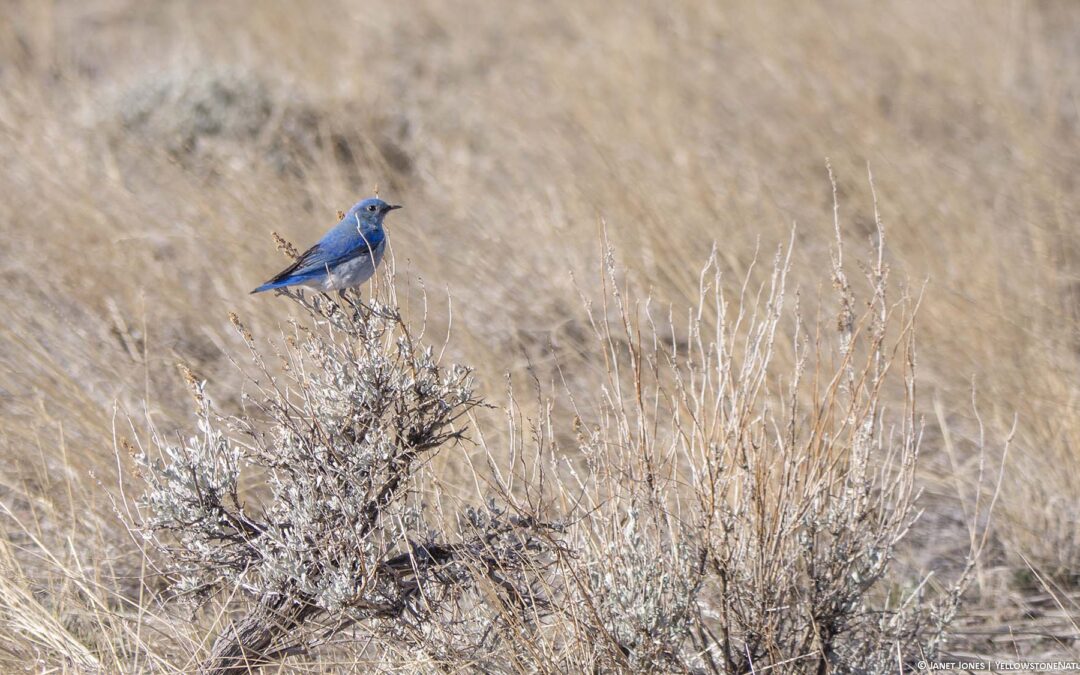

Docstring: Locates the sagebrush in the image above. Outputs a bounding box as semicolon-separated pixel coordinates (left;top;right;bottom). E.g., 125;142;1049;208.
130;207;977;672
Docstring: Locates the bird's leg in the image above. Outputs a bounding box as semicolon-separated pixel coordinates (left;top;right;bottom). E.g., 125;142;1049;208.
342;288;371;317
336;288;356;313
356;290;377;315
308;291;338;318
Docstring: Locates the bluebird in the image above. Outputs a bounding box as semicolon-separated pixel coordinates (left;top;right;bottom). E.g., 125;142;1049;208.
251;197;401;294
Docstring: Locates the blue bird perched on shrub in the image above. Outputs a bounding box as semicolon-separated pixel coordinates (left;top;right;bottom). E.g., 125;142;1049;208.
252;197;401;293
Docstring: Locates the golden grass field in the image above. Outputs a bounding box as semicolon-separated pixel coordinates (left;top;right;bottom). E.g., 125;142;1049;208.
1;0;1078;671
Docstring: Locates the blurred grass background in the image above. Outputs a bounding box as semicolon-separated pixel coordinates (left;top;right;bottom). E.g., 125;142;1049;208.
0;0;1078;667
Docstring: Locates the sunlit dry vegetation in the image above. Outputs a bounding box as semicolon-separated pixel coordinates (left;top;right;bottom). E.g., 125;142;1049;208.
0;0;1078;671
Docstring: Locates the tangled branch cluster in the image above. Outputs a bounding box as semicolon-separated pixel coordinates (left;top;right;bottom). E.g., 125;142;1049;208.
133;293;560;673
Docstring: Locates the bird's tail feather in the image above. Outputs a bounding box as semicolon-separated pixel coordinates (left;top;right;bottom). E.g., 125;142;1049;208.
251;274;314;294
250;281;281;294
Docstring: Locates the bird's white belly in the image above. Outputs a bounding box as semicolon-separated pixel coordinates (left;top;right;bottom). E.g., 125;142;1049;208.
303;239;386;291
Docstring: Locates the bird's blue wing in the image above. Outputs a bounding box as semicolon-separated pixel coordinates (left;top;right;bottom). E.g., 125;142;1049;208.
251;243;334;292
251;223;384;293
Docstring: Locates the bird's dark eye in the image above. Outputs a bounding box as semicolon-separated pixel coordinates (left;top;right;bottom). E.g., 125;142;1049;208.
367;204;377;212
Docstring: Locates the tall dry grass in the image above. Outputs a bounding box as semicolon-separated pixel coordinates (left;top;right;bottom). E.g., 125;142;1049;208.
0;0;1078;670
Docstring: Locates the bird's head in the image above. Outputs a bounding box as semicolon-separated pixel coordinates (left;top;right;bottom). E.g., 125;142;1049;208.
346;197;402;233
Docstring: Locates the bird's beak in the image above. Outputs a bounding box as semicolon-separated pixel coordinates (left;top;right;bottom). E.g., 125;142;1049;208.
386;204;403;211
